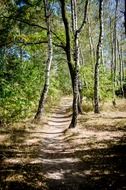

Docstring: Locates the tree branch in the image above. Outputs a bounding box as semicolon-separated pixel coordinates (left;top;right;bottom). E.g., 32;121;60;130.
0;41;13;48
51;30;65;47
77;0;88;34
17;40;48;45
2;15;65;48
17;40;65;49
3;15;47;30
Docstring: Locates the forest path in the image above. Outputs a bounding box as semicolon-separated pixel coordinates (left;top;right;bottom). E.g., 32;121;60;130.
0;96;126;190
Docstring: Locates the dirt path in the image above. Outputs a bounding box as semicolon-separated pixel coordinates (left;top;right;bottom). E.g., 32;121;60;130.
0;97;126;190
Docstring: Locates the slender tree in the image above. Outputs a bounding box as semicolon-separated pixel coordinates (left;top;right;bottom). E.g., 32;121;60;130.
117;39;123;94
110;0;118;103
59;0;74;85
34;0;53;120
113;0;118;90
94;0;103;113
60;0;88;128
109;17;114;79
69;0;88;128
87;16;95;70
124;0;126;34
69;0;79;128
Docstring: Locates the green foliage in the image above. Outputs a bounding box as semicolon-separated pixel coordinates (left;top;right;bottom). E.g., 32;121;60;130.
46;58;72;107
47;78;61;106
0;47;45;123
80;64;113;101
99;65;113;100
56;60;72;95
0;43;72;123
80;65;94;100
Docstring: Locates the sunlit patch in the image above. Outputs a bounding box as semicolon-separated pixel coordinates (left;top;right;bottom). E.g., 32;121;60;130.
74;170;92;176
46;171;64;179
5;174;24;182
24;138;40;145
67;129;125;149
104;170;110;175
95;131;125;141
84;170;92;175
29;159;42;164
41;157;80;164
92;143;108;149
0;134;9;143
3;158;31;164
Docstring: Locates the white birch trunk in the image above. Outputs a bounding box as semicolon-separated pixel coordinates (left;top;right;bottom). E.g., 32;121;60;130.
69;0;88;128
34;0;53;120
94;0;103;113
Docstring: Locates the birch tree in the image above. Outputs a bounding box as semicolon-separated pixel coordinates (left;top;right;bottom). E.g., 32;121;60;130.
117;40;123;93
113;0;118;93
60;0;88;128
69;0;80;128
69;0;88;128
110;0;118;104
124;1;126;35
94;0;103;113
34;0;53;120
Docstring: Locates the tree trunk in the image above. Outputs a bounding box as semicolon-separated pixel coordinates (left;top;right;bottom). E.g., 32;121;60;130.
69;0;79;128
87;14;96;82
60;0;83;117
60;0;88;128
34;0;52;121
109;17;115;100
111;0;118;102
69;0;88;128
121;46;125;82
117;40;123;94
88;16;95;67
60;0;74;84
109;17;114;79
124;0;126;35
94;0;103;113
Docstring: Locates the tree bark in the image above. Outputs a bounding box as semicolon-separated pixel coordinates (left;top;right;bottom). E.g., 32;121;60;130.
60;0;83;118
69;0;88;128
34;0;52;120
117;40;123;93
109;17;114;79
60;0;74;84
124;0;126;35
113;0;118;90
121;45;125;82
94;0;103;113
87;16;95;72
69;0;79;128
60;0;88;128
111;0;118;101
109;17;116;100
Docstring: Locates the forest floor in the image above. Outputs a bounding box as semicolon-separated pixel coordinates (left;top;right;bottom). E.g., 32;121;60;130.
0;97;126;190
